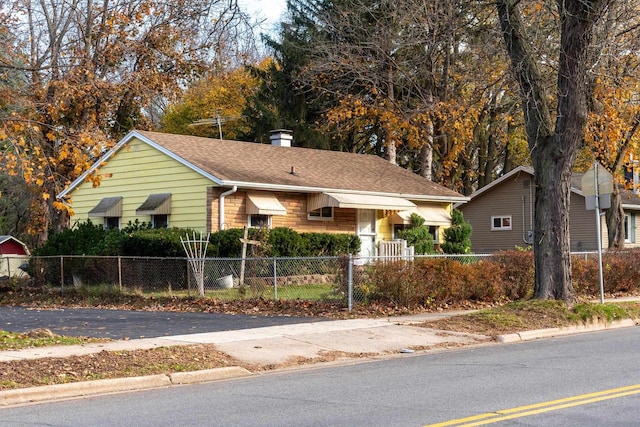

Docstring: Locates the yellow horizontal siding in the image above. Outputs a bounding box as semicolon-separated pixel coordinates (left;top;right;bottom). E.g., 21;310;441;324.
377;211;393;241
69;138;215;231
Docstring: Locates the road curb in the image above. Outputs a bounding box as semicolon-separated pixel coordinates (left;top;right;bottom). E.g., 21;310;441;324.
496;318;637;343
169;366;252;384
0;367;252;407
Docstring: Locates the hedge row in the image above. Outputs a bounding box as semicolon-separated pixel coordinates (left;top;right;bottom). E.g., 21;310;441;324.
357;250;640;307
209;227;360;257
35;221;360;258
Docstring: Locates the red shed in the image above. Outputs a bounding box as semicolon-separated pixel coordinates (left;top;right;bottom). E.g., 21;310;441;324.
0;236;30;256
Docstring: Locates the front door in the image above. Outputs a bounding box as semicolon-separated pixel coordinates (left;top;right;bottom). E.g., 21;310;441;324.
357;209;377;257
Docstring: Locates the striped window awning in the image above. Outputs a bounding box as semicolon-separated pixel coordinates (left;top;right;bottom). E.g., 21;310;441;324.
307;192;416;212
88;197;123;217
389;206;451;226
246;192;287;216
136;193;172;215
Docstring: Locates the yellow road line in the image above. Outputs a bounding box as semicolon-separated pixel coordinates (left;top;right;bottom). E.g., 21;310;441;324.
425;383;640;427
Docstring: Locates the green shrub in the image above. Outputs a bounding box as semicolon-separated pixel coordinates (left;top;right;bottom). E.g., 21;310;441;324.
397;226;435;255
122;219;152;232
209;228;360;258
34;221;110;256
209;228;245;257
38;223;359;258
301;232;360;256
392;213;435;255
37;221;201;257
268;227;305;257
120;228;194;257
442;209;472;254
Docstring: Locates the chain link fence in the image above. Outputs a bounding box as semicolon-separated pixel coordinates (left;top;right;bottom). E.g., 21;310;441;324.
22;251;620;310
27;255;348;302
24;254;497;309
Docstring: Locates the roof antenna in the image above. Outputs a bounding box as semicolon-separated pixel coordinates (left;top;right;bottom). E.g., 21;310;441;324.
188;109;242;139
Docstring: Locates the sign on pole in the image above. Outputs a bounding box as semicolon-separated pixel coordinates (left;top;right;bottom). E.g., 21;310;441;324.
581;163;613;197
581;162;613;304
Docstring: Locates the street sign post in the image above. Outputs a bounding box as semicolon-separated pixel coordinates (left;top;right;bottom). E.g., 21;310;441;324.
581;163;613;304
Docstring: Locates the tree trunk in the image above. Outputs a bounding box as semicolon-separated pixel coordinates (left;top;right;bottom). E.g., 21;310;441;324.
384;62;397;165
418;87;435;180
418;140;433;180
605;185;626;249
532;146;574;300
496;0;608;302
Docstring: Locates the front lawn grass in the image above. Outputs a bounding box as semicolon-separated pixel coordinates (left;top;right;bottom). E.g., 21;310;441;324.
131;283;342;301
0;330;105;351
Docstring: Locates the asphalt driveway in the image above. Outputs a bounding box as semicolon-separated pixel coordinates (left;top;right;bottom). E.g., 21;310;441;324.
0;306;325;339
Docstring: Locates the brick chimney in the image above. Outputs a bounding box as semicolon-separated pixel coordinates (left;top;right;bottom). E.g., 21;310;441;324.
270;129;293;147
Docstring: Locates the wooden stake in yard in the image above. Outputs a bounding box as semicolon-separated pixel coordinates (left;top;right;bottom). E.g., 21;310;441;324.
239;226;261;288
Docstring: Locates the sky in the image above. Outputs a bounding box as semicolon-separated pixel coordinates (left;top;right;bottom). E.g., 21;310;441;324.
240;0;287;34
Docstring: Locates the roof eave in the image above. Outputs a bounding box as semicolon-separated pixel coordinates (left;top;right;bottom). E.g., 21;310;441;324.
467;165;534;200
56;130;467;205
58;130;139;199
58;130;224;199
221;180;469;203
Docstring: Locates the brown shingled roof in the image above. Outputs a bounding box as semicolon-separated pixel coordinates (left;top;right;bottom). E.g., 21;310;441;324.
135;130;465;201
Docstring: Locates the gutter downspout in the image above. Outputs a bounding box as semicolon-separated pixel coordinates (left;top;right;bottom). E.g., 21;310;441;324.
522;195;533;245
529;176;534;234
219;186;238;230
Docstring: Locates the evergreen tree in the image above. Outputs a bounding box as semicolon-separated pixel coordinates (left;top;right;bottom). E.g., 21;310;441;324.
442;210;472;254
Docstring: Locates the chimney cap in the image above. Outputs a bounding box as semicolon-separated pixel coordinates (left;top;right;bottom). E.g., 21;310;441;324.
270;129;293;147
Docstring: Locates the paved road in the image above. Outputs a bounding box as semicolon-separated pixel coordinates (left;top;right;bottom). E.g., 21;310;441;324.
2;327;639;426
0;306;326;339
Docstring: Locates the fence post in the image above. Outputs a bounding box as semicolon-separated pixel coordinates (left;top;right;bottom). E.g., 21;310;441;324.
118;256;123;290
186;259;191;296
273;257;278;300
347;254;353;312
60;256;64;292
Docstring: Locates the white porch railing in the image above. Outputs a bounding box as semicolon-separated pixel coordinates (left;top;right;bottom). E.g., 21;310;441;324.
377;240;415;260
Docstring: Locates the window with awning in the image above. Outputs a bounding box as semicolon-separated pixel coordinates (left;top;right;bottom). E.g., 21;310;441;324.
246;192;287;216
389;206;451;226
136;193;171;215
88;196;123;218
307;192;416;212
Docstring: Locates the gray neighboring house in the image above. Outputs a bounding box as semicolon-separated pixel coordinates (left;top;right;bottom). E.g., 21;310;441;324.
456;166;640;253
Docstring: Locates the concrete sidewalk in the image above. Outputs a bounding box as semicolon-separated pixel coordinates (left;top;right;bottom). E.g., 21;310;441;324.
0;308;637;407
0;311;487;365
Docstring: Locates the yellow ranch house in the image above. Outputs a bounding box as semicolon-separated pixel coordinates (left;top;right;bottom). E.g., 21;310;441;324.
58;130;468;256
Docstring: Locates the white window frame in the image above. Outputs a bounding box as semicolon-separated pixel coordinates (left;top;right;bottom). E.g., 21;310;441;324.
624;214;631;243
308;206;334;221
248;214;272;228
491;215;512;231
